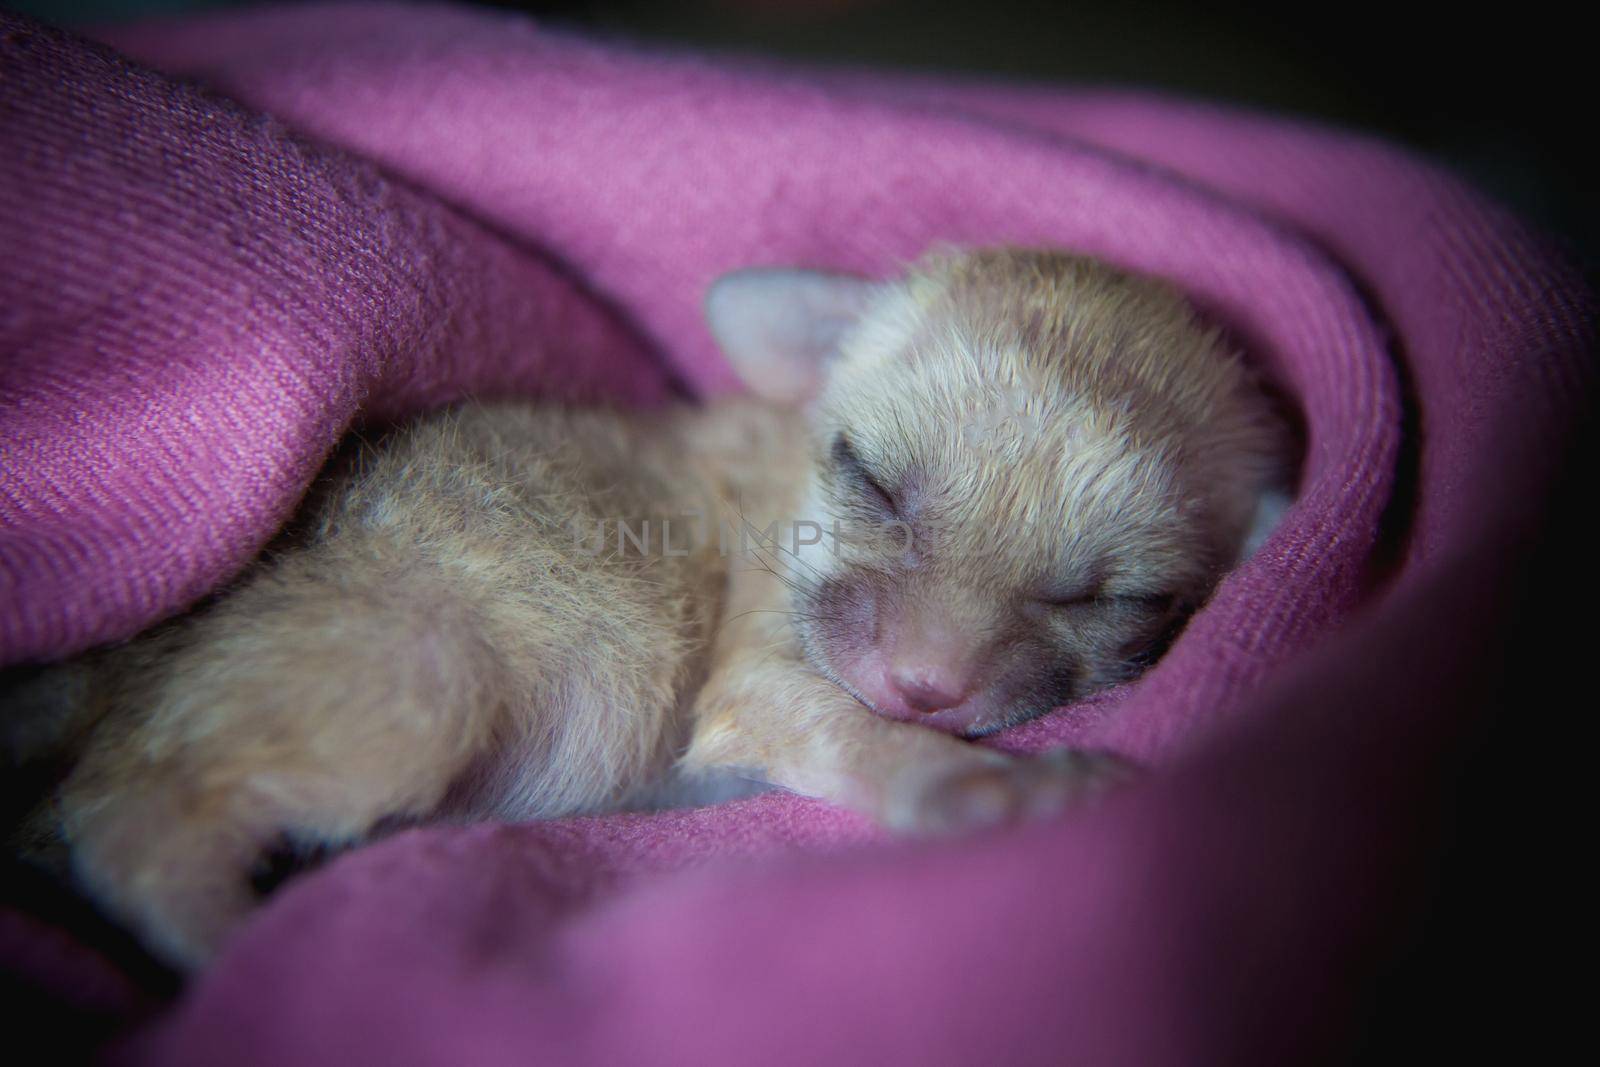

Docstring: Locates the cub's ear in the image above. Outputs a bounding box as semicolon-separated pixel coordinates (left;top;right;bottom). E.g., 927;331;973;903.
704;268;880;405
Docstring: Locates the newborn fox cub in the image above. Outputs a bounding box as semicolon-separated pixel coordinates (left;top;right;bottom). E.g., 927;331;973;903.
7;249;1286;968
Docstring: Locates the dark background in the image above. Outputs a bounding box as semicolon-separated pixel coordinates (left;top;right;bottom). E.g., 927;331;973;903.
12;0;1596;263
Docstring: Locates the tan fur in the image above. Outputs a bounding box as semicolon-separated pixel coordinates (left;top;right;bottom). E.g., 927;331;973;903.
4;249;1287;968
777;250;1287;733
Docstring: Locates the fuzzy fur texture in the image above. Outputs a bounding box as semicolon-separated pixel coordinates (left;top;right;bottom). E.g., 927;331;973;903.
781;251;1286;734
9;249;1285;968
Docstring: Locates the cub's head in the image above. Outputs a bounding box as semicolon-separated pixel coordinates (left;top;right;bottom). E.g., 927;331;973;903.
707;248;1287;736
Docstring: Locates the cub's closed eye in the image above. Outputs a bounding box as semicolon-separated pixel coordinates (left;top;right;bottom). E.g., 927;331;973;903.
1033;591;1098;609
831;433;899;515
1034;591;1176;611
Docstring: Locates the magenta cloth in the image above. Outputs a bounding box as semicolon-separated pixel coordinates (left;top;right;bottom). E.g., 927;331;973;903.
0;4;1591;1064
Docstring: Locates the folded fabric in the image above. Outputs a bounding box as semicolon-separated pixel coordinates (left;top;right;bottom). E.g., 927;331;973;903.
0;4;1590;1064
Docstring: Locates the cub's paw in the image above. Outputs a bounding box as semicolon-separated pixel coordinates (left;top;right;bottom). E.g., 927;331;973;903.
61;783;264;971
896;749;1137;836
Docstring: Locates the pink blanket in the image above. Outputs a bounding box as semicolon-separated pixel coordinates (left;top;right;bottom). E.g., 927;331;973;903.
1;4;1591;1063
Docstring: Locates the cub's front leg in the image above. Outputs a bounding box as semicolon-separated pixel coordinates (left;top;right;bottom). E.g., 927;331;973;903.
684;652;1129;834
